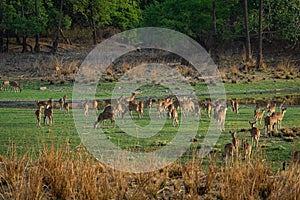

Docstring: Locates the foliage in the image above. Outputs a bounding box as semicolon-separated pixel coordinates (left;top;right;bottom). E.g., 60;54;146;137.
142;0;212;40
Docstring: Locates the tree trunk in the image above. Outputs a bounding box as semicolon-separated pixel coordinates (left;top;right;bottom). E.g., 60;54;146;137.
89;0;97;45
0;0;4;53
257;0;263;69
34;0;40;53
211;0;217;56
21;0;27;53
52;0;64;54
243;0;251;62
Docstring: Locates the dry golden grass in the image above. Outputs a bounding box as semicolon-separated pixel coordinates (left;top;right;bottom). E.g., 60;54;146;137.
1;143;300;199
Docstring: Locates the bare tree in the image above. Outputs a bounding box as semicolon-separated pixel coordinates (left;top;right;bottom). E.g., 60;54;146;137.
257;0;263;69
243;0;251;62
211;0;217;55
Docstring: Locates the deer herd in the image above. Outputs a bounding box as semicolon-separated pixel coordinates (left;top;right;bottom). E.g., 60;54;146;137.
27;87;300;166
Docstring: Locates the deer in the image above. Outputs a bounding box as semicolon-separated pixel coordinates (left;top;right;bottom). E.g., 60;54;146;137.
223;143;236;166
264;114;278;137
180;97;195;117
249;121;260;148
44;105;54;125
128;100;140;118
59;95;67;110
230;99;239;114
215;106;227;131
242;139;252;163
64;102;70;114
271;108;287;129
157;99;165;119
138;100;145;118
93;99;98;113
206;102;212;118
9;81;22;92
254;109;266;125
1;80;10;91
230;131;239;158
94;105;116;128
267;103;276;115
83;98;89;117
170;104;179;127
292;151;300;165
35;106;43;127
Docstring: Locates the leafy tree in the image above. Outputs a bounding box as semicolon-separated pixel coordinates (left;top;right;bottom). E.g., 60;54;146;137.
110;0;141;31
142;0;212;44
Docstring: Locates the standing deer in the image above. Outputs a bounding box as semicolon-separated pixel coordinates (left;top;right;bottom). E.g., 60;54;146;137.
59;95;67;110
44;106;54;125
230;99;239;114
264;114;278;137
35;106;43;127
254;109;266;125
1;80;10;91
224;143;235;166
230;131;239;158
93;99;98;113
83;98;89;117
242;139;252;163
271;108;287;129
170;104;179;127
249;121;260;148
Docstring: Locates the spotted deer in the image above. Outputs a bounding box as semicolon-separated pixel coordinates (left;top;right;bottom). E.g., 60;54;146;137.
170;104;179;127
254;109;266;125
242;139;252;163
249;121;260;148
44;106;54;125
230;131;239;158
271;108;287;129
224;143;236;166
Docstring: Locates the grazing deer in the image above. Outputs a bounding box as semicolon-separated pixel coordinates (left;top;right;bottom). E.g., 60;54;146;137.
271;108;287;129
9;81;22;92
93;99;98;113
170;104;179;127
115;99;127;118
94;105;115;128
224;143;235;166
242;139;252;163
264;115;277;137
254;109;266;125
230;131;239;158
1;80;10;91
249;121;260;148
44;106;54;125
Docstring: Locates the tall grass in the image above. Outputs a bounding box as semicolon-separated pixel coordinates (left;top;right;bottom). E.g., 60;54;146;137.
1;143;300;199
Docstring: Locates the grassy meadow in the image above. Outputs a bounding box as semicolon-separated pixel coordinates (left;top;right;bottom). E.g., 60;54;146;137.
1;77;300;199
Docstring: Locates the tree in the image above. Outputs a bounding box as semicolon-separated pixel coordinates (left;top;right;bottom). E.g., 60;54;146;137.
142;0;212;45
242;0;251;62
257;0;263;69
52;0;64;54
0;0;3;52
